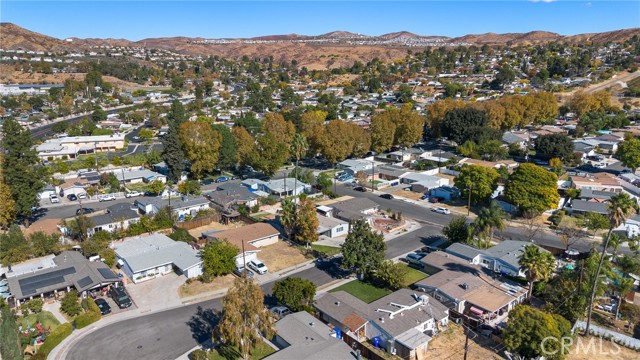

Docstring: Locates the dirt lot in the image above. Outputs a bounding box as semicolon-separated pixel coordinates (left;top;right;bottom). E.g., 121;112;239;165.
566;335;640;360
425;323;503;360
187;221;248;239
259;241;309;272
23;218;62;236
177;274;236;299
385;188;424;201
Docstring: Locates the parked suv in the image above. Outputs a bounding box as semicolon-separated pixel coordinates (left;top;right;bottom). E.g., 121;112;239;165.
109;287;132;309
99;194;116;202
248;259;268;275
49;194;60;204
405;252;426;267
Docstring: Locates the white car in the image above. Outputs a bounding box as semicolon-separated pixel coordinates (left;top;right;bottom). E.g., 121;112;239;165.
77;192;87;199
49;194;60;204
248;259;268;275
99;194;116;202
432;207;450;215
125;191;142;198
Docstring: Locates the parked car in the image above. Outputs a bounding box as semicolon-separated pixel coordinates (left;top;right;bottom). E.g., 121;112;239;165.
405;252;426;267
67;194;78;201
49;194;59;204
432;207;450;215
99;194;116;202
379;194;394;200
94;298;112;315
77;192;87;199
125;191;142;198
270;306;292;319
248;259;268;275
201;178;215;185
109;287;132;309
76;208;95;215
353;186;367;192
215;176;230;183
232;266;254;279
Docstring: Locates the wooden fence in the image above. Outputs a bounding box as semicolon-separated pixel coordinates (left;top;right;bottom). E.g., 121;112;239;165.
341;333;389;360
173;213;220;230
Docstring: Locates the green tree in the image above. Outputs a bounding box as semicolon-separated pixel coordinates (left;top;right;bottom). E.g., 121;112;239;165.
29;231;60;257
505;163;559;215
472;201;507;244
60;290;82;316
201;240;239;281
1;118;46;226
617;133;640;170
296;196;318;248
91;107;107;122
316;172;333;194
179;121;222;179
212;124;238;170
232;127;255;167
376;260;408;290
394;84;413;103
0;156;16;227
138;128;154;142
341;219;386;279
534;133;574;161
454;165;499;204
583;211;609;237
519;244;556;298
442;216;470;243
549;158;563;176
291;133;308;196
272;277;316;312
177;180;201;195
394;104;425;148
280;198;297;239
162;119;185;182
147;180;165;195
0;225;30;265
215;277;276;360
441;107;488;145
0;307;22;360
503;305;572;360
585;192;637;334
370;110;396;153
254;114;295;177
478;139;508;161
611;274;634;319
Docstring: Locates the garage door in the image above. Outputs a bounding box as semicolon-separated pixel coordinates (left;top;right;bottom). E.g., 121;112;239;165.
235;252;257;267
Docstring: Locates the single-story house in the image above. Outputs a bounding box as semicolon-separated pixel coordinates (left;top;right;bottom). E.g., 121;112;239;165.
401;173;449;193
152;161;169;175
416;251;527;326
315;289;449;360
376;165;413;183
502;131;529;148
113;233;203;282
429;186;460;201
570;173;623;193
261;178;311;197
38;184;56;200
445;240;550;277
266;311;354;360
623;214;640;237
579;189;615;202
566;199;608;215
317;214;349;239
418;150;458;164
4;251;119;306
36;134;125;160
326;198;379;224
88;203;140;237
112;169;167;184
135;195;210;219
206;183;260;210
203;223;279;267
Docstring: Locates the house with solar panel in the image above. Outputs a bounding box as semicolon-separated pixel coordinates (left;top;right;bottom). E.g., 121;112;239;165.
3;251;120;307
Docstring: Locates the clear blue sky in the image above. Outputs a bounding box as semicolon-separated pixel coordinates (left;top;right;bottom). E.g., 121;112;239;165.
2;1;638;41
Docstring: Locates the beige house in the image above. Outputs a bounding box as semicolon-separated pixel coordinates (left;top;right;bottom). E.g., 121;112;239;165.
36;134;126;160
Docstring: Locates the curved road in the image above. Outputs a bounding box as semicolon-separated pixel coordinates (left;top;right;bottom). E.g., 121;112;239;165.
65;183;612;359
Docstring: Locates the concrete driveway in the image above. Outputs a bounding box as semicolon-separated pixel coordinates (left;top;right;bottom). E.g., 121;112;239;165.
125;272;185;314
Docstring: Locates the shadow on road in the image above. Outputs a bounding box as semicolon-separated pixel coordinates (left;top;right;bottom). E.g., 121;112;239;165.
186;306;220;344
315;257;351;279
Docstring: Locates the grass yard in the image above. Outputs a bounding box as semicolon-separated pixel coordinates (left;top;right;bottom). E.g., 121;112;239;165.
178;275;236;298
207;341;275;360
310;244;341;257
18;311;61;332
330;280;392;303
402;265;428;287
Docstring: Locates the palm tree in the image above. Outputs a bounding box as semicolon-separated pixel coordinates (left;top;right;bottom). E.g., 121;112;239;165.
585;192;637;334
604;232;627;257
472;201;506;245
518;244;556;298
291;134;308;198
611;274;635;319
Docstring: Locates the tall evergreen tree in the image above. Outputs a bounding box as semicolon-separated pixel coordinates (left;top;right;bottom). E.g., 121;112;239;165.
212;124;237;170
1;118;46;226
341;219;386;279
0;307;22;360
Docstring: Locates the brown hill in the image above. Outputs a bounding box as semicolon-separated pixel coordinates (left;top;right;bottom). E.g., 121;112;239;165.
0;22;75;51
68;37;133;48
567;28;640;44
453;31;563;45
317;31;370;39
250;34;311;41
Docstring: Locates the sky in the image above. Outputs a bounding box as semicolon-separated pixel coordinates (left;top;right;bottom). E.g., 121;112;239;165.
1;1;639;41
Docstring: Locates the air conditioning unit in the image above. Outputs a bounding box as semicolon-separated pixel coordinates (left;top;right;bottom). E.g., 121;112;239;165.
454;318;462;324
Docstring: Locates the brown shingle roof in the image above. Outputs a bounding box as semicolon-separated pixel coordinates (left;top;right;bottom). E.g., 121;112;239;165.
206;223;279;250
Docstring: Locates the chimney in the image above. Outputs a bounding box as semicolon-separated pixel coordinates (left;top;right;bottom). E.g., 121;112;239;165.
380;317;384;323
335;301;340;306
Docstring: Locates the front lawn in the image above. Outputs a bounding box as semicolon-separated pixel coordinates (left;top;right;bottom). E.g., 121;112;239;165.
18;311;61;333
207;341;275;360
310;244;341;257
330;280;392;303
402;265;428;287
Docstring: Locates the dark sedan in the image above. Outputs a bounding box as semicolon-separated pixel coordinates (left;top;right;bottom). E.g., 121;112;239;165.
379;194;394;200
353;186;367;192
94;298;112;315
76;208;95;216
67;194;78;201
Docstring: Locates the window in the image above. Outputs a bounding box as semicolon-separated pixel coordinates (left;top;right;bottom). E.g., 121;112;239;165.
336;226;344;233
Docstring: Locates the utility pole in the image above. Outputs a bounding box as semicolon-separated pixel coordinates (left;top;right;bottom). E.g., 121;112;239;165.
463;325;471;360
370;160;375;192
467;185;473;216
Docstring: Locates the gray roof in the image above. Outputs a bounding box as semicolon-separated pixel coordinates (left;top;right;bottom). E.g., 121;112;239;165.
114;169;165;182
573;142;594;153
331;198;379;221
91;203;140;227
6;251;118;301
579;189;615;201
569;199;608;214
446;243;485;260
377;165;411;178
317;214;348;233
114;233;202;273
502;132;527;144
138;195;210;211
207;183;259;207
275;311;336;345
484;240;547;271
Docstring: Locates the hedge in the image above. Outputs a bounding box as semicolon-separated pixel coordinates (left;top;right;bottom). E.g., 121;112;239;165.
37;322;73;356
74;298;102;329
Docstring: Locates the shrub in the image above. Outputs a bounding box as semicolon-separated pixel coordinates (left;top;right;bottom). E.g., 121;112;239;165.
75;298;102;329
60;291;82;317
27;298;44;314
37;322;73;356
168;228;196;243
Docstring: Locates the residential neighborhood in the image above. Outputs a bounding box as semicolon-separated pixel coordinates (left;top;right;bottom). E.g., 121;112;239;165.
2;3;640;360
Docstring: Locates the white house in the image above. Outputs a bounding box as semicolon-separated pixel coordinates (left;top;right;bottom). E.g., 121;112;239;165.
135;195;210;220
203;223;280;267
317;213;349;239
36;134;125;160
88;203;140;237
113;233;203;282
